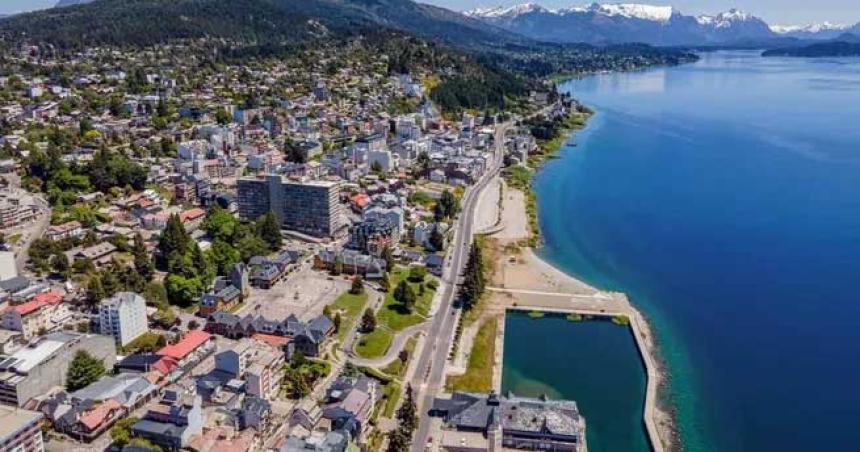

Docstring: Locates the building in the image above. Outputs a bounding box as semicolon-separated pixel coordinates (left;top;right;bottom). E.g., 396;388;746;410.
99;292;148;347
214;339;285;401
237;175;345;237
132;388;204;450
45;221;84;242
347;217;397;256
431;392;586;452
0;332;116;407
0;292;69;340
0;405;44;452
321;375;379;441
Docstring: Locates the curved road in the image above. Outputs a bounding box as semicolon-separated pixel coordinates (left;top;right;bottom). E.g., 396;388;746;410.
409;122;510;451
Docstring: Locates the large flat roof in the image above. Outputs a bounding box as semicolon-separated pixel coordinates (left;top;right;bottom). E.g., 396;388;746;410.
0;332;82;374
0;405;42;440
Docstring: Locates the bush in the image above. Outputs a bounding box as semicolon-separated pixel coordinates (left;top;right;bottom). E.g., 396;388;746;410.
407;266;426;283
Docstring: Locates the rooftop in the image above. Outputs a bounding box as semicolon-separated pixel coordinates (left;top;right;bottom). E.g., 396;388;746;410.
0;405;43;440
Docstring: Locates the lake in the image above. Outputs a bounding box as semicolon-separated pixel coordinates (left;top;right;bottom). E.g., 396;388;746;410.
536;51;860;451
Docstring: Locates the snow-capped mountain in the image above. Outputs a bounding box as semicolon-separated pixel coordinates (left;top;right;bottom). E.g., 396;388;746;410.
771;22;850;40
466;3;777;45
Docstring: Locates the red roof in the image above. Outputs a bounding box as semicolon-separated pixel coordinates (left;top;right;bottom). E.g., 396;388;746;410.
32;291;63;305
152;356;178;376
180;208;206;223
251;333;290;348
7;292;63;316
79;399;122;431
350;193;370;208
158;330;212;360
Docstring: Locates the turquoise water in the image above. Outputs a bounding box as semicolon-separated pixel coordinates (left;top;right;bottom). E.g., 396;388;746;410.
501;312;649;452
537;51;860;451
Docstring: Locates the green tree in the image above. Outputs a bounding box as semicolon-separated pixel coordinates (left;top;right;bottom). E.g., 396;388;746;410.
203;205;239;242
394;280;416;312
157;214;190;269
397;383;418;432
407;266;426;283
132;233;155;281
360;308;377;333
52;252;70;278
460;240;485;311
165;274;202;307
256;211;282;251
350;275;364;295
207;239;240;275
429;225;445;251
236;235;268;262
110;416;139;448
191;243;213;285
66;350;106;391
333;312;342;332
380;271;391;292
381;246;395;271
284;139;307;164
86;275;106;306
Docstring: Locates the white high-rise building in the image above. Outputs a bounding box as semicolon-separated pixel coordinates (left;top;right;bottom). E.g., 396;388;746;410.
99;292;148;346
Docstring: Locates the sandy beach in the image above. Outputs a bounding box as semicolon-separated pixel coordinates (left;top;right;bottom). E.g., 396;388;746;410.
465;174;677;452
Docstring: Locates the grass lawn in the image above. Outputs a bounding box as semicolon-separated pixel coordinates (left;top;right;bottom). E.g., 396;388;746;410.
445;316;497;393
355;328;393;359
380;334;418;378
376;267;436;332
381;381;402;418
329;290;370;342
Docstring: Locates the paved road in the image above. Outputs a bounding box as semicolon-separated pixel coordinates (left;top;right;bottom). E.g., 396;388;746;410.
409;122;510;451
14;196;50;273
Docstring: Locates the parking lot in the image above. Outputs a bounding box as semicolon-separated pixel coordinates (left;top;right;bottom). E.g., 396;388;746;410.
240;266;351;321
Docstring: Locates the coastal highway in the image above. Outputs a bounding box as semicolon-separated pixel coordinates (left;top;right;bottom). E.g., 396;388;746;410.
409;121;510;451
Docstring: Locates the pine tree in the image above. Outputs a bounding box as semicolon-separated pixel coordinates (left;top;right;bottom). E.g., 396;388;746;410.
66;350;106;391
257;211;282;251
132;233;154;281
158;214;190;269
86;275;106;306
350;275;364;295
381;246;395;271
386;428;410;452
380;271;391;292
360;308;377;332
460;240;485;311
397;383;418;433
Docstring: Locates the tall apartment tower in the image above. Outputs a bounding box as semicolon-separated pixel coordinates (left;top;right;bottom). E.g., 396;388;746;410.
237;175;345;238
99;292;148;346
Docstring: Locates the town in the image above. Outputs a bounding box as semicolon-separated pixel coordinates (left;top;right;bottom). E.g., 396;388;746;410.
0;36;585;452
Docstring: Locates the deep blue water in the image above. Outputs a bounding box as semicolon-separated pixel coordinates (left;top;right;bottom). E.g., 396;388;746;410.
537;51;860;452
502;313;649;452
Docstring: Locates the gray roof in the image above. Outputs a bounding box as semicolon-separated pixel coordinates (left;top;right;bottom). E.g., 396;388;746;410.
438;392;584;439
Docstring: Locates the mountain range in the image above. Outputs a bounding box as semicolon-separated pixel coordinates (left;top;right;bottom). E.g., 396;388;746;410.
465;3;860;46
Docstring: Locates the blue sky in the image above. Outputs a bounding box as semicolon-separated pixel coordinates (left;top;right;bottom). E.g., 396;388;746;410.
2;0;858;25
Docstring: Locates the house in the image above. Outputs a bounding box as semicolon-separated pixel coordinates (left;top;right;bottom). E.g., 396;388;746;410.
132;388;204;450
281;430;350;452
64;242;117;268
0;291;69;339
156;330;215;375
321;375;380;441
179;208;206;232
205;312;332;357
214;338;285;400
46;221;84;242
314;248;387;279
43;373;159;442
200;263;249;316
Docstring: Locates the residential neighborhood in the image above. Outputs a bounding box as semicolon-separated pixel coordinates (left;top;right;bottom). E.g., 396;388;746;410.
0;20;581;452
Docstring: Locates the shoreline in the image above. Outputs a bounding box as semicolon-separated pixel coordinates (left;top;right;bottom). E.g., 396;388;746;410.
493;106;678;451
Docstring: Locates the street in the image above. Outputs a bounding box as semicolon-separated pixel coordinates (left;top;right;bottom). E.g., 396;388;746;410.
409;122;510;451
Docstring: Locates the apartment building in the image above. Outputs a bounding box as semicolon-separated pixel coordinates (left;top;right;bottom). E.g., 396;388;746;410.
99;292;148;347
237;175;345;238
